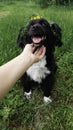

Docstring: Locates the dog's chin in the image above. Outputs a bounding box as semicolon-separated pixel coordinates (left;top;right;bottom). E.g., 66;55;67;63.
33;43;41;47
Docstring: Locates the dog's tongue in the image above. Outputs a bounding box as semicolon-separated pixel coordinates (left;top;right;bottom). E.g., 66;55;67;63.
32;37;42;43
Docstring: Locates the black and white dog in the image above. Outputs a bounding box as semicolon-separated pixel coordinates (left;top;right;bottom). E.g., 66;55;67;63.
17;17;62;103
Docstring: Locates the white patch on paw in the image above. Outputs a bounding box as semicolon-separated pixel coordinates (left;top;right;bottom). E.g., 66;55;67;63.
44;96;52;103
24;90;32;99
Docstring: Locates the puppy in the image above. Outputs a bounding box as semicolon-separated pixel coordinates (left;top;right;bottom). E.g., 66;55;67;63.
17;17;62;103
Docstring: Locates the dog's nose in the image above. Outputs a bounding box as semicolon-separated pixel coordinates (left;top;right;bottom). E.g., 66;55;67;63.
33;24;40;29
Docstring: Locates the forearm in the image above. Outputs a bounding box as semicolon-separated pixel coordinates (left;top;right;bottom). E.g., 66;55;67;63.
0;53;32;100
0;44;46;100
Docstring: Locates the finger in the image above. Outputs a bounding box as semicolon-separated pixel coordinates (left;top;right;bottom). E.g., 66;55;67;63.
34;46;45;56
30;44;36;52
34;48;40;55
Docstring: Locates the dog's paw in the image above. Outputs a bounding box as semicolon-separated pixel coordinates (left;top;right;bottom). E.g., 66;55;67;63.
24;91;32;99
44;96;52;103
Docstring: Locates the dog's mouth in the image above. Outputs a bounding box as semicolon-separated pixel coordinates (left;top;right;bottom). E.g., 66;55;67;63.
32;36;46;47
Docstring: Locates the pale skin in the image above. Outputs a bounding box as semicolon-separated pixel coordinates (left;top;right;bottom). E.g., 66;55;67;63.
0;44;46;100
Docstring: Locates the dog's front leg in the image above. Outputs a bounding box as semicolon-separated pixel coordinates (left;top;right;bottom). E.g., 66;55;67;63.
42;74;55;103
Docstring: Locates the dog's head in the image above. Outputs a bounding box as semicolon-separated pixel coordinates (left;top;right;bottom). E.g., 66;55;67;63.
17;18;63;49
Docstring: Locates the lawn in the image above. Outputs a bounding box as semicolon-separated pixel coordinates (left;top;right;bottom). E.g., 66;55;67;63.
0;1;73;130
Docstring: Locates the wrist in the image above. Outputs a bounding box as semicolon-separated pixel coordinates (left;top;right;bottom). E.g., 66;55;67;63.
20;52;33;67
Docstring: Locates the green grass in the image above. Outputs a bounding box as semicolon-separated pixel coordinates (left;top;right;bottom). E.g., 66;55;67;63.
0;1;73;130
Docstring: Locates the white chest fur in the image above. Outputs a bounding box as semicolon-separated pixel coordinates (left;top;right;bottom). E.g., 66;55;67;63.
26;56;51;83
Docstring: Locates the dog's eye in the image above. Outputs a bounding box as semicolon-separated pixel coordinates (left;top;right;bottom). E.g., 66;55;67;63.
40;22;46;26
42;23;46;26
31;23;34;25
30;22;35;26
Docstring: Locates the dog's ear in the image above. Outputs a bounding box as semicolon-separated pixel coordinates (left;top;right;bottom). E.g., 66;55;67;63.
50;23;63;47
17;26;27;48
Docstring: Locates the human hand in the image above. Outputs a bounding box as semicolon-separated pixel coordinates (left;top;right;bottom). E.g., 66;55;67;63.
22;44;46;64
